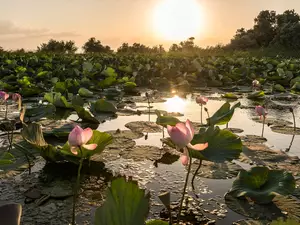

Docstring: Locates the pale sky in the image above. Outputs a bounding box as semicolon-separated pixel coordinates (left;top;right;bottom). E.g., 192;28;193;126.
0;0;300;51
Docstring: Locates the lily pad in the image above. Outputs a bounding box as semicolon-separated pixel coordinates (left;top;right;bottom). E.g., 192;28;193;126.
95;176;150;225
247;91;265;100
270;126;300;135
229;167;295;204
78;87;93;98
91;99;117;114
106;129;143;140
251;117;293;127
222;93;239;99
224;128;244;134
190;126;242;163
225;192;300;221
43;92;72;109
120;145;163;161
41;180;73;198
155;110;180;127
241;135;267;143
125;121;162;133
191;160;243;179
74;106;100;124
91;148;122;162
207;102;241;126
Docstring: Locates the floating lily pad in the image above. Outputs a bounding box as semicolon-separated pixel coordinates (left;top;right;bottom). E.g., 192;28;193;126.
106;130;144;140
270;126;300;135
41;180;74;198
251;117;293;127
191;160;243;179
107;137;136;149
120;145;163;161
225;192;300;221
125;121;162;133
224;128;244;134
91;148;122;162
241;135;267;143
233;219;267;225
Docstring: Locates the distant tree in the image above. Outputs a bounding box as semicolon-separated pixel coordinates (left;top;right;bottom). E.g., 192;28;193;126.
276;10;300;27
37;39;77;53
117;42;161;54
82;37;112;53
169;43;182;52
0;46;4;53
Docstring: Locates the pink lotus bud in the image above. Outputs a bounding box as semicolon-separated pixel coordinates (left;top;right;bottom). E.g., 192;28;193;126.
167;120;208;165
255;105;267;119
68;125;97;155
196;96;208;105
0;91;9;101
12;93;22;110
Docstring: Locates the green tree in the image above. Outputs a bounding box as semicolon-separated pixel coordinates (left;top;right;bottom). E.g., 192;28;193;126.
37;39;77;53
82;37;112;53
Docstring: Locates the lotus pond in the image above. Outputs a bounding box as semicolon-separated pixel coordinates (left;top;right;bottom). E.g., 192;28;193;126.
0;86;299;225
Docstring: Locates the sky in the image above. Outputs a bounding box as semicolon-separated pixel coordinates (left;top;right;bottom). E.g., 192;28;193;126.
1;0;300;51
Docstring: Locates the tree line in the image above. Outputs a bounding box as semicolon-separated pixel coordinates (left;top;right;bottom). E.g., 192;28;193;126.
1;9;300;54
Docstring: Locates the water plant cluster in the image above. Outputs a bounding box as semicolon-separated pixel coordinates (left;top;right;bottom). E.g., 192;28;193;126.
0;53;299;225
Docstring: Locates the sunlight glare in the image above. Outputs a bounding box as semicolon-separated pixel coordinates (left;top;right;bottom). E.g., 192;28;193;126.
164;95;187;113
153;0;204;41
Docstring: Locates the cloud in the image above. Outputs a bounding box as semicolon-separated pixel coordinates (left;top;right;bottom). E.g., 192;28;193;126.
0;20;79;41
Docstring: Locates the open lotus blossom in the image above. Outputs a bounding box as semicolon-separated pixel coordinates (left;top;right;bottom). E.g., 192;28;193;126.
255;105;268;119
167;119;208;165
0;91;9;101
68;125;97;155
12;93;22;110
196;96;208;105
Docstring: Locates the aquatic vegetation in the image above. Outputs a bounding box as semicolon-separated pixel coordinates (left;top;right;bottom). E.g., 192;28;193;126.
0;91;9;119
195;95;208;124
255;105;268;137
229;167;295;204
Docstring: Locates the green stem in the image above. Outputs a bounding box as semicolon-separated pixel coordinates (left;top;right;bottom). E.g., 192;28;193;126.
191;159;202;190
4;101;8;120
148;98;151;122
261;116;265;137
226;123;228;129
72;148;84;225
291;110;296;132
200;104;203;124
177;149;192;223
286;134;295;152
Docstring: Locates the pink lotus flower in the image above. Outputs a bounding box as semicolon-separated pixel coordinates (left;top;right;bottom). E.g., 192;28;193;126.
12;93;22;110
196;96;208;105
255;105;268;119
167;120;208;165
0;91;9;101
68;125;97;155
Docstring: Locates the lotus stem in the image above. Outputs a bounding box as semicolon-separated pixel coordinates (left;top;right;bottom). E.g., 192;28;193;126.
226;123;228;129
290;108;296;132
200;104;203;124
191;159;202;190
147;98;151;122
4;101;8;120
204;108;210;126
72;148;84;225
261;116;265;137
286;134;296;152
162;127;165;138
177;148;192;223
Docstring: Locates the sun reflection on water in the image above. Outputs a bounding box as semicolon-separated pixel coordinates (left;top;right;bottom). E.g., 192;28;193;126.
164;95;187;113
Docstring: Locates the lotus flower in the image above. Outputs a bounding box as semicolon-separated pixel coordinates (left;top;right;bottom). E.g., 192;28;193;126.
68;125;97;155
0;91;9;101
12;93;22;110
255;105;267;119
167;120;208;165
196;96;208;105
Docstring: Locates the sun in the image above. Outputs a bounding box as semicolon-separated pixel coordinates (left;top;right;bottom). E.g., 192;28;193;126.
153;0;204;41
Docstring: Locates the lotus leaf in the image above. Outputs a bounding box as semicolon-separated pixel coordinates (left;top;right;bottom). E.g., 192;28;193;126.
95;177;150;225
78;87;94;98
90;99;117;113
230;167;295;204
207;102;241;126
74;106;100;124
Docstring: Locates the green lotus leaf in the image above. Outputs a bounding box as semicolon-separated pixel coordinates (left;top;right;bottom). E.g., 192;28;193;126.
190;126;242;162
270;218;300;225
290;76;300;87
90;99;117;114
207;102;241;126
25;104;56;120
247;91;265;100
71;95;84;107
44;92;72;109
95;176;150;225
20;86;43;97
273;84;285;92
0;152;15;165
78;87;94;98
98;77;117;89
230;167;295;204
155;110;180;127
54;82;67;93
123;81;137;93
221;93;239;99
291;81;300;92
74;106;100;124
